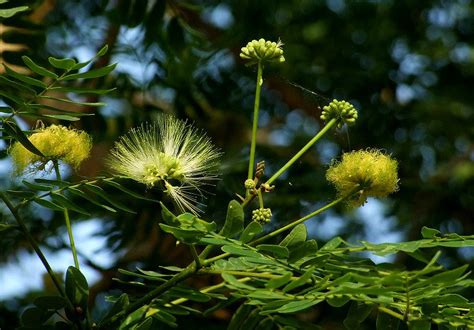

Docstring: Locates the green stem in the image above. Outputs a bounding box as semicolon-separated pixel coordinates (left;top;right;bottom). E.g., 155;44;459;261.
0;192;66;299
53;161;80;269
247;62;263;196
404;275;410;322
266;118;338;186
200;269;298;280
378;306;405;321
167;278;251;307
190;245;201;269
257;189;264;208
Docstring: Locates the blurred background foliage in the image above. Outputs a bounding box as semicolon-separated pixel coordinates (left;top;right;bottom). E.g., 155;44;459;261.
0;0;473;328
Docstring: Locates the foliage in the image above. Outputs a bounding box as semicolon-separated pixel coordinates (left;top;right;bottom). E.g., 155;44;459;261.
0;1;473;330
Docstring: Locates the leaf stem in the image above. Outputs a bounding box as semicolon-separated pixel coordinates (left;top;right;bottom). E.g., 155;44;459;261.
190;245;201;269
200;269;298;280
257;189;264;208
378;306;405;321
247;62;263;197
166;278;251;307
265;118;338;186
53;160;80;269
0;192;66;299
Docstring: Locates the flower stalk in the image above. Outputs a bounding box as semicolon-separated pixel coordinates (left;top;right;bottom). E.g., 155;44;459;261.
265;118;338;186
247;62;263;196
53;160;80;269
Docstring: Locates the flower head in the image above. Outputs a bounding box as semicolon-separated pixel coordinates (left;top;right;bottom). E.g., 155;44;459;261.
106;115;221;214
326;149;399;206
321;99;358;128
9;125;92;174
240;38;285;66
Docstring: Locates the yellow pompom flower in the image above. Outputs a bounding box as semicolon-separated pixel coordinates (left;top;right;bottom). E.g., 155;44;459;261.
326;149;399;206
9;125;92;174
106;115;221;215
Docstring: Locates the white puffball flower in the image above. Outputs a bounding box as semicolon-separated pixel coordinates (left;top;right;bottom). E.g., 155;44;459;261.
106;115;221;214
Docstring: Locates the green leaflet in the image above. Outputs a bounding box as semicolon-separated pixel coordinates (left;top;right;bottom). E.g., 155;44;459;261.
65;266;89;311
279;223;307;249
0;5;29;18
84;184;136;214
48;57;76;70
265;272;293;289
50;193;91;216
22;56;58;79
256;244;289;259
33;198;64;211
3;121;44;157
240;221;263;243
4;64;46;88
68;187;117;213
159;223;204;244
62;63;117;80
222;245;262;258
274;299;322;314
283;267;315;292
221;200;244;238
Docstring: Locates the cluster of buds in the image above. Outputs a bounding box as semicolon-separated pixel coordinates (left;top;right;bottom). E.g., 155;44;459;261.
320;99;358;128
244;179;256;190
240;39;285;66
252;208;272;224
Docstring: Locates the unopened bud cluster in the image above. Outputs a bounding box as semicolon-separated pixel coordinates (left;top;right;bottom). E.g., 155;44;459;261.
244;179;256;190
252;208;272;224
240;39;285;66
321;99;358;128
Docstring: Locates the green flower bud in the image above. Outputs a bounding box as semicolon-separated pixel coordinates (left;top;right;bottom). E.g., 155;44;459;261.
326;149;399;207
244;179;256;189
320;99;358;128
240;38;285;66
252;208;272;224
